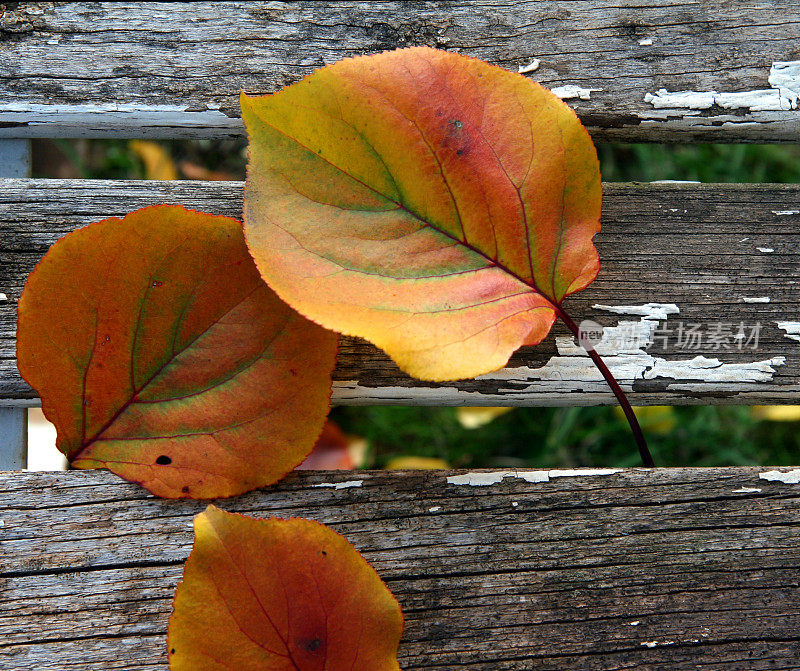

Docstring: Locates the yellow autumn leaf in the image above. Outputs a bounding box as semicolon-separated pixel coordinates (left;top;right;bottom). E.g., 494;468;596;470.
385;456;450;470
456;406;514;429
613;405;676;435
129;140;178;180
752;406;800;422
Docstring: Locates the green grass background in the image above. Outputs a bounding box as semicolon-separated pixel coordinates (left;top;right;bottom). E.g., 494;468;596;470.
35;140;800;468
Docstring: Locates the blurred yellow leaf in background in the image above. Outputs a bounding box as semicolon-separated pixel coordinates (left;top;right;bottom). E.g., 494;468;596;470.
752;406;800;422
129;140;178;180
386;456;450;470
456;406;514;429
613;406;676;435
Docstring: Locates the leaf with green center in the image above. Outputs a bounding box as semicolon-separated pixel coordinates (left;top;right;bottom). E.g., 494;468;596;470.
242;46;600;382
16;206;338;498
168;505;404;670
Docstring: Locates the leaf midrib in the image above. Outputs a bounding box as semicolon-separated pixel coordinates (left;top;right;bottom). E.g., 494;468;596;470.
74;283;262;459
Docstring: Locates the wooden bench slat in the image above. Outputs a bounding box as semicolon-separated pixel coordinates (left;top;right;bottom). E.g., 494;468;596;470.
2;468;800;669
1;178;798;407
1;1;800;141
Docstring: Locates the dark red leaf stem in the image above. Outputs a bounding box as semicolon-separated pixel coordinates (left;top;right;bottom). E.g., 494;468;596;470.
552;303;654;468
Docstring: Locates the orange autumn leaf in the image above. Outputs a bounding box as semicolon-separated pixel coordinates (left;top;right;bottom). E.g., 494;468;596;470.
16;206;338;498
296;419;367;470
242;46;600;382
168;505;404;670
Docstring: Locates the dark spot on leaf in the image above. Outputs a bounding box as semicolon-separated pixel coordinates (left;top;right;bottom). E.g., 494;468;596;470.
170;649;175;655
305;638;323;652
182;486;190;493
320;549;327;556
449;119;463;129
456;149;463;156
152;280;163;287
156;455;172;465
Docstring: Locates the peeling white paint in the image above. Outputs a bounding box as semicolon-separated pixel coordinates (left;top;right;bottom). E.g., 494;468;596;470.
446;471;514;486
760;469;800;484
757;247;775;253
732;487;762;493
552;85;601;100
332;302;787;405
311;480;364;490
638;38;653;45
512;501;519;507
518;59;540;74
768;60;800;95
742;296;770;303
446;468;621;486
777;322;800;343
772;210;800;216
646;355;785;383
592;303;679;320
642;641;658;648
644;89;715;109
645;88;796;111
644;61;800;112
0;519;4;528
428;506;441;512
0;102;243;138
629;621;641;626
446;471;546;486
0;293;7;301
717;90;795;111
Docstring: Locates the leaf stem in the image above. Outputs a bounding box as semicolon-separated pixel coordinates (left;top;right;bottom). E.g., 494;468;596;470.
551;303;654;468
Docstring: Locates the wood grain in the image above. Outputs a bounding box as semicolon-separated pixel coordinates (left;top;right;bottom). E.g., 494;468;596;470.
1;2;799;141
2;467;800;669
1;178;798;407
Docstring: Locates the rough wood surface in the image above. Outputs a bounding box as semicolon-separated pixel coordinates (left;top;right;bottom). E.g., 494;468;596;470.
2;467;800;669
1;2;799;141
1;178;798;407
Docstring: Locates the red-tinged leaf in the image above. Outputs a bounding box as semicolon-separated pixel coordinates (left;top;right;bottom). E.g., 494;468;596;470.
16;206;338;498
168;505;404;670
242;46;600;382
296;419;366;470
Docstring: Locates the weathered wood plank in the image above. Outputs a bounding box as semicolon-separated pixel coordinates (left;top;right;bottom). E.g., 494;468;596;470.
0;407;25;468
1;178;798;407
1;2;799;141
2;468;800;669
0;142;29;466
